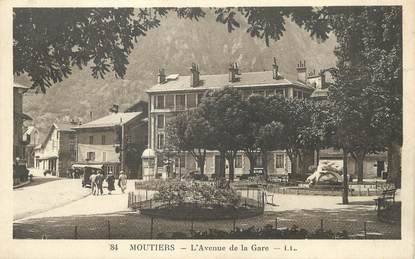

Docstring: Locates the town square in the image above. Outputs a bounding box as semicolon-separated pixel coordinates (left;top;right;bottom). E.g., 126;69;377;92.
11;6;402;241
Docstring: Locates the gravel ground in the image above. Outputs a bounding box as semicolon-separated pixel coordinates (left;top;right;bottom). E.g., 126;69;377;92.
13;204;400;239
13;176;90;220
13;179;400;239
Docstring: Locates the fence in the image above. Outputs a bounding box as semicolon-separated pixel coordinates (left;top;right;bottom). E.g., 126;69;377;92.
127;187;266;214
28;213;399;240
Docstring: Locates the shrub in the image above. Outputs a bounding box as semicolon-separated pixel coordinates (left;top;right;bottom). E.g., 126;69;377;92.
190;224;350;239
152;181;240;207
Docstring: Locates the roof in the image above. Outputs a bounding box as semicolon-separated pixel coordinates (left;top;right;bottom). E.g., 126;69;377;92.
13;82;30;89
147;70;315;93
24;126;36;135
54;123;76;132
74;112;142;129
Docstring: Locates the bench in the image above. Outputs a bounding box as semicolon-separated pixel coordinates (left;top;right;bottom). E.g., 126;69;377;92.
374;189;396;212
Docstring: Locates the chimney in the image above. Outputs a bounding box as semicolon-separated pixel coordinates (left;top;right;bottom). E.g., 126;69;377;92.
89;111;93;121
190;63;200;87
272;57;279;79
158;68;166;84
296;60;307;83
228;62;240;82
110;104;119;114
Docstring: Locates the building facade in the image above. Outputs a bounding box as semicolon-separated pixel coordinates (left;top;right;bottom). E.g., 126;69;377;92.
34;123;77;177
73;111;148;179
13;83;32;162
145;60;323;180
23;126;40;168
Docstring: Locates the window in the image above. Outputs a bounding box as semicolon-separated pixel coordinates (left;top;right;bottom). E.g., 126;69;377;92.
235;155;242;168
156;95;165;109
255;154;263;168
175;154;185;168
89;136;94;145
166;95;174;109
276;89;284;96
102;152;107;162
294;90;303;99
157;133;165;149
197;93;204;105
69;143;75;154
101;135;106;145
87;152;95;161
265;89;275;97
275;154;284;168
126;135;132;144
253;90;265;96
157;114;165;129
187;93;197;108
175;94;185;110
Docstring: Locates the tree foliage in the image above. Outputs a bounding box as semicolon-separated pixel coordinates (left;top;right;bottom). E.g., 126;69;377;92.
166;110;213;175
14;7;331;92
327;6;402;184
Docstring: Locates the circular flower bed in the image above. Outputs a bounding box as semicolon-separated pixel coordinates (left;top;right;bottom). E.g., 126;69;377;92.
140;180;263;220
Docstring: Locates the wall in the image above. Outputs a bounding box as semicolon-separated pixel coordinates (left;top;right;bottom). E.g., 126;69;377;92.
57;131;76;177
13;89;24;160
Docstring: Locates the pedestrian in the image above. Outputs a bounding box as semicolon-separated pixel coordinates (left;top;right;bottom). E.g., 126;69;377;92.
118;170;127;194
106;171;115;195
89;172;97;195
96;170;104;195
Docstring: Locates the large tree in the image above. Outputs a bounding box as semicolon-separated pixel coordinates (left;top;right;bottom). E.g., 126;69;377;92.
165;110;213;175
199;87;249;181
268;96;316;175
327;6;402;185
241;94;271;175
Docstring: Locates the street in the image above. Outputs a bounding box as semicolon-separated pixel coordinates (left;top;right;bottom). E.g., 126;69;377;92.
14;174;90;221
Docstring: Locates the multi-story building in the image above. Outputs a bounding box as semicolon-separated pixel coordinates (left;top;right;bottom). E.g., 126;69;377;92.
34;123;77;177
145;59;324;180
13;82;32;185
13;82;32;162
72;108;148;179
22;126;40;168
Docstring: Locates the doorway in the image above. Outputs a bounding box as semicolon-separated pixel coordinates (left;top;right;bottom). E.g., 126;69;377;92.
377;161;385;178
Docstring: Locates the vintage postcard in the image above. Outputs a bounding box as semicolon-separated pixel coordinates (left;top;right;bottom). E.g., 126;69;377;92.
0;0;414;258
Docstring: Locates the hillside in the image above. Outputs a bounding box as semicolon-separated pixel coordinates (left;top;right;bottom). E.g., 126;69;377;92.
18;10;337;138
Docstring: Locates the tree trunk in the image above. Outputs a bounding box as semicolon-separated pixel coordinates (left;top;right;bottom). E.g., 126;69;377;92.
244;150;257;174
262;150;268;180
342;149;349;204
226;150;237;182
387;142;401;188
286;150;296;174
219;150;226;179
352;151;366;183
200;150;206;175
228;157;235;182
197;158;205;175
356;156;364;183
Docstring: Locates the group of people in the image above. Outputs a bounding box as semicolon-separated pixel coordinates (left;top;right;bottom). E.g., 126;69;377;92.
89;170;128;195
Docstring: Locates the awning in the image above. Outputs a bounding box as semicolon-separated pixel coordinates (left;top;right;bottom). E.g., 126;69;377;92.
72;164;103;169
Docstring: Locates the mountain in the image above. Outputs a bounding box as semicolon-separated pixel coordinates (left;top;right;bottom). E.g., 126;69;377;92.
19;10;338;138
